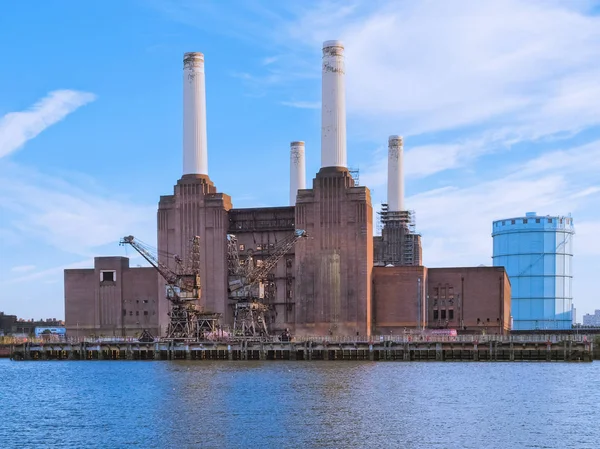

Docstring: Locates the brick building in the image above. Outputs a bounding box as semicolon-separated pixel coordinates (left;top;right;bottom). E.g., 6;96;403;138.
63;42;512;338
372;266;511;335
64;257;159;337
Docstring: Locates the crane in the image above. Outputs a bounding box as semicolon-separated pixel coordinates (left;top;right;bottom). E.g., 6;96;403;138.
120;235;221;341
227;229;307;338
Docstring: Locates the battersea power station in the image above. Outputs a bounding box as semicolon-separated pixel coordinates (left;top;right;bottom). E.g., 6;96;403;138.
64;41;511;339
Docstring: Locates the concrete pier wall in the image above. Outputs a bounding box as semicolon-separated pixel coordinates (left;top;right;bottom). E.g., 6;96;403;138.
8;335;593;362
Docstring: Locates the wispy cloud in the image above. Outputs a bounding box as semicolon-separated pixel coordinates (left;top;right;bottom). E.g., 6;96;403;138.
410;139;600;266
280;100;320;109
0;162;156;256
0;90;96;158
262;56;278;66
10;265;36;273
281;0;600;140
0;91;155;260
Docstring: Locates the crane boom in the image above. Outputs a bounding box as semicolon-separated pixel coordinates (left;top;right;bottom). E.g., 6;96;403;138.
226;229;307;337
120;235;178;285
246;229;307;286
228;229;307;294
120;235;214;341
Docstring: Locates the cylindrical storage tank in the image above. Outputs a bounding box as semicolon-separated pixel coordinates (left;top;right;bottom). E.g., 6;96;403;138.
492;212;574;330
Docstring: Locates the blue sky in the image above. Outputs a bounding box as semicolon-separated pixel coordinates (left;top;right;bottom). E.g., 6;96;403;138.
1;0;600;321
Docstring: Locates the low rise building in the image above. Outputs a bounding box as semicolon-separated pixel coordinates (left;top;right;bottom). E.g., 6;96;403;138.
64;257;160;337
372;266;511;335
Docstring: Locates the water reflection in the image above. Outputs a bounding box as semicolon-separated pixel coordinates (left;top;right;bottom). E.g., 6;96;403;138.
1;360;598;449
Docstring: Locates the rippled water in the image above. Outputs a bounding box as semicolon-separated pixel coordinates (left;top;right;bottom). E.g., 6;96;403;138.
1;359;599;448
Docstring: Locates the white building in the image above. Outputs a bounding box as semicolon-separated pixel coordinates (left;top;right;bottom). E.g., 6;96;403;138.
582;310;600;327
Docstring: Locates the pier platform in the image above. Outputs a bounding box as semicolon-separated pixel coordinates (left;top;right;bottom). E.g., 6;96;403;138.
6;334;594;362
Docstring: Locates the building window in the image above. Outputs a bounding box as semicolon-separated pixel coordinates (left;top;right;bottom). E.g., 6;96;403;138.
449;310;454;320
548;218;552;223
286;259;293;268
122;309;126;316
502;221;505;225
559;218;563;224
100;270;116;282
143;300;148;304
129;311;133;316
239;244;245;251
536;218;540;223
523;219;528;224
136;311;139;316
511;220;515;224
441;310;446;320
433;310;439;320
433;287;439;298
144;311;148;316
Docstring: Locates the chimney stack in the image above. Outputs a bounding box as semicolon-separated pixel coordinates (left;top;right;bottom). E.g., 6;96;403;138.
388;135;404;211
290;141;306;205
321;40;347;169
183;52;208;176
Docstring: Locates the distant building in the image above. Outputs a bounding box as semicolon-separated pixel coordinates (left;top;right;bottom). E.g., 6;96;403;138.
492;212;574;330
0;312;17;336
582;310;600;327
64;257;160;337
0;312;63;336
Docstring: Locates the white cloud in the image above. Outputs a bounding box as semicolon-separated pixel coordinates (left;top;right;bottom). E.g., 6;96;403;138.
280;100;320;109
280;0;600;139
0;90;96;158
262;56;278;66
4;258;94;285
0;91;155;260
10;265;36;273
409;139;600;268
0;162;156;256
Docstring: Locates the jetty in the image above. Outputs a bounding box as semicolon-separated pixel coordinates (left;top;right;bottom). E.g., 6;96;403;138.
5;334;594;362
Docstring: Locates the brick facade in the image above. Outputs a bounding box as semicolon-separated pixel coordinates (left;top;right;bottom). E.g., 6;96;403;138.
295;168;373;336
64;257;159;337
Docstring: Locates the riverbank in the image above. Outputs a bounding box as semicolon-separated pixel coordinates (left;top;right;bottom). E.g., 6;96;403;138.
5;334;594;362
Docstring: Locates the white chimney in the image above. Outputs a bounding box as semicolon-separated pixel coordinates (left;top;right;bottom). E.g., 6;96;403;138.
183;52;208;176
388;135;404;211
321;40;347;169
290;141;306;205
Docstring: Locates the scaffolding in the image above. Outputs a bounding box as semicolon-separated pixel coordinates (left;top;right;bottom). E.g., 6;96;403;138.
375;204;420;266
349;167;360;186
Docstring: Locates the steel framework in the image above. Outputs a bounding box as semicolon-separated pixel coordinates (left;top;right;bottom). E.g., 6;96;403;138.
120;235;221;341
227;230;307;338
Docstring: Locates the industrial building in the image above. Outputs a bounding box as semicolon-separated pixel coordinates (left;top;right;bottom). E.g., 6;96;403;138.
64;41;512;338
64;257;160;337
492;212;574;330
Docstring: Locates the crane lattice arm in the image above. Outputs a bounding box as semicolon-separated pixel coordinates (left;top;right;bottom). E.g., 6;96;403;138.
246;229;307;285
227;229;307;294
120;235;178;285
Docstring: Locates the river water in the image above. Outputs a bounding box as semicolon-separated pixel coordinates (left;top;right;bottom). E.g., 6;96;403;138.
0;359;598;448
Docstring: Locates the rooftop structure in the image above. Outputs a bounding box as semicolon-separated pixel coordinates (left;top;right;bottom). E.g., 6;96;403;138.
492;212;574;330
